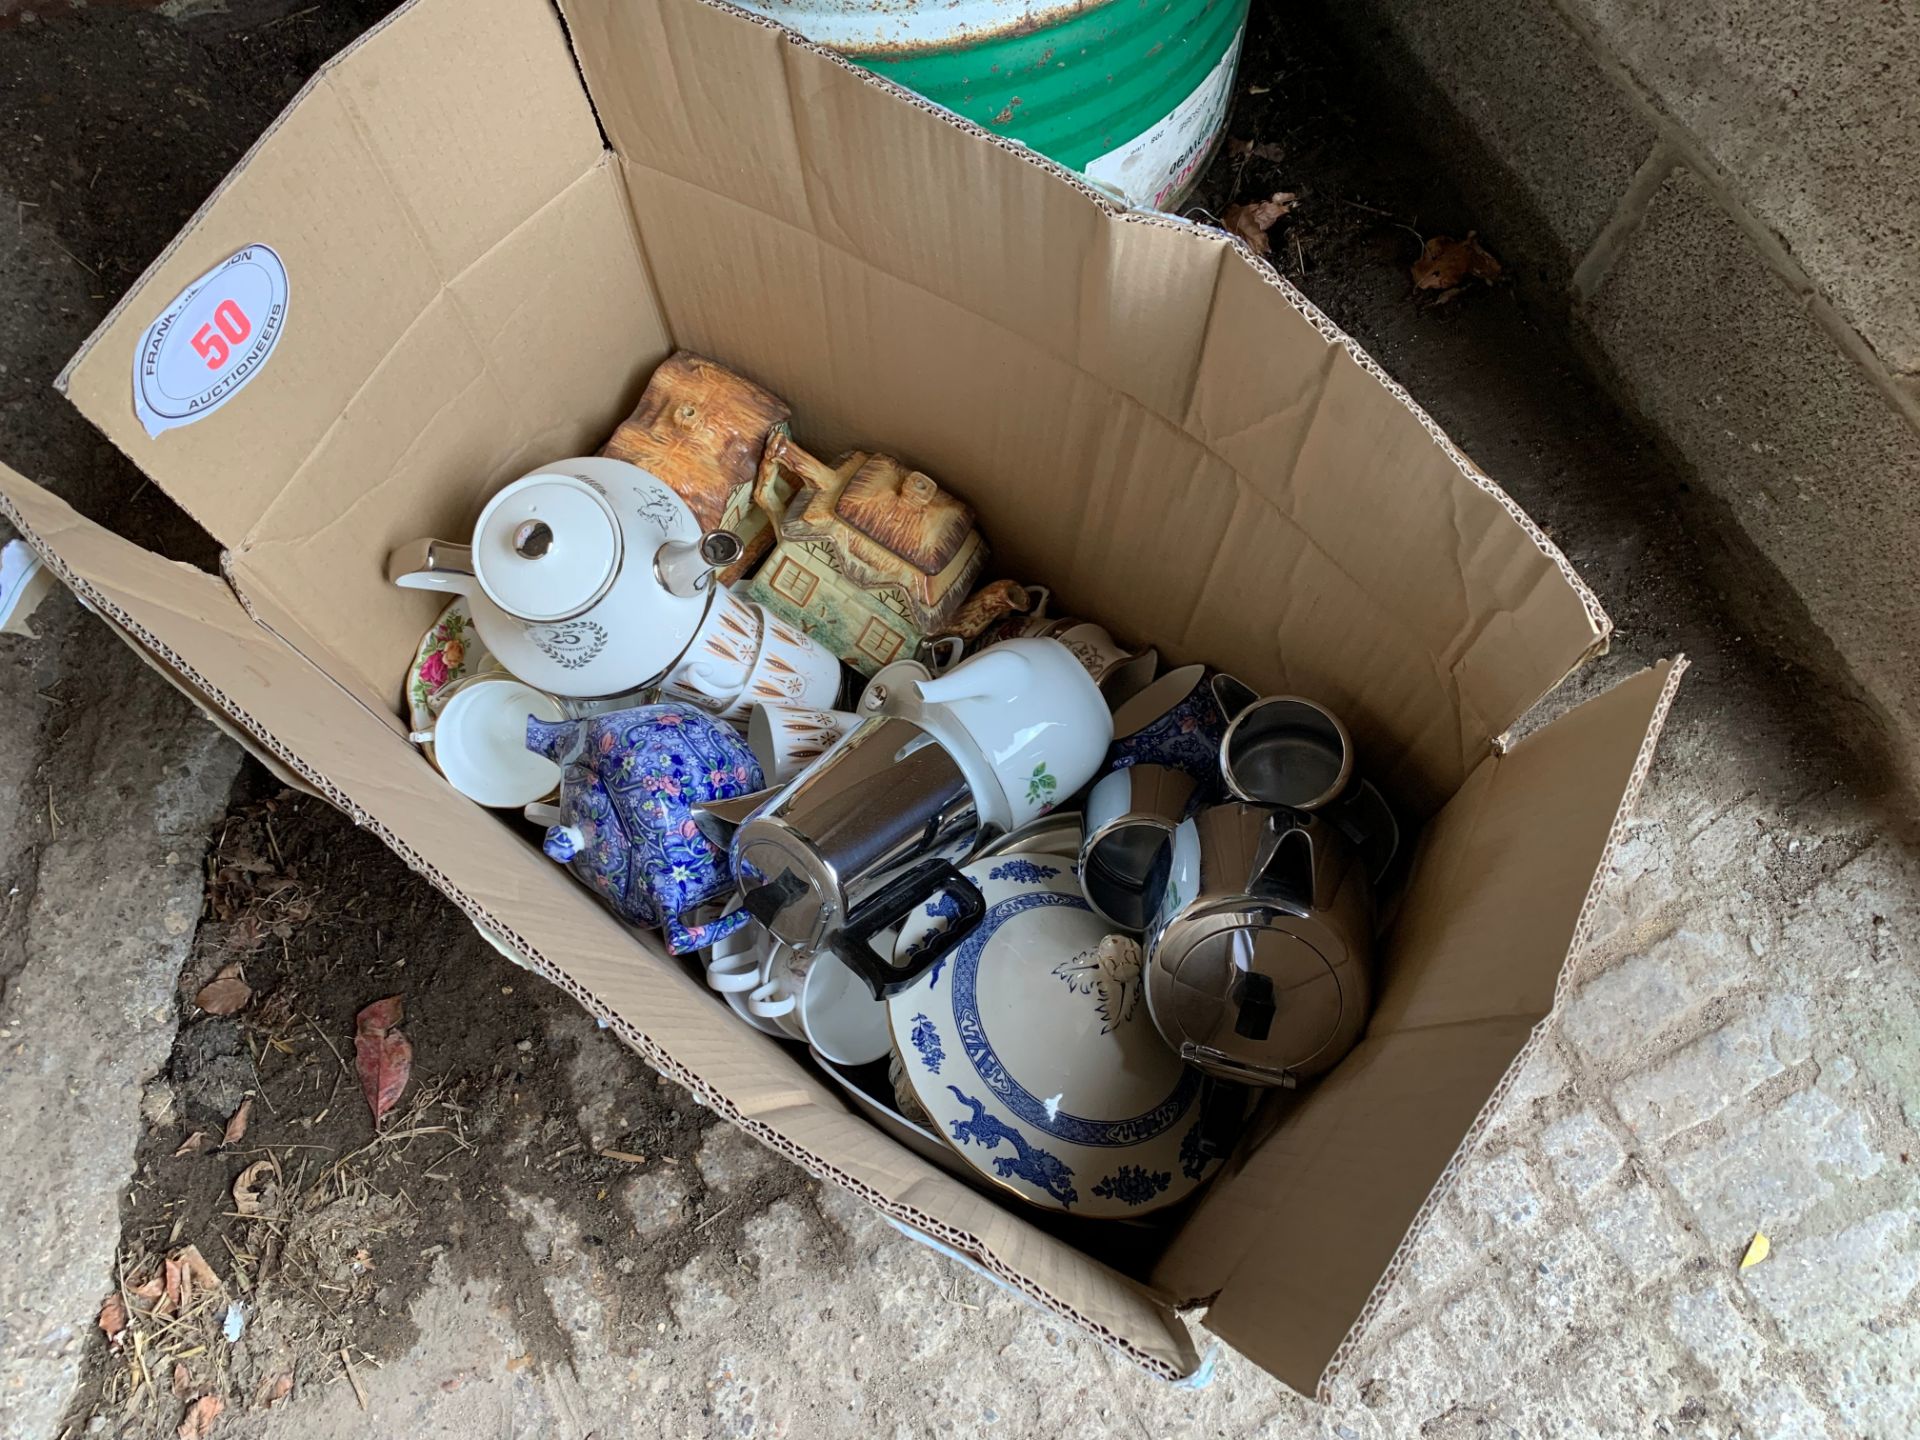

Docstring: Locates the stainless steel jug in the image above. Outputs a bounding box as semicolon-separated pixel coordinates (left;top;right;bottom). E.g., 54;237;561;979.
1144;803;1374;1086
724;713;989;994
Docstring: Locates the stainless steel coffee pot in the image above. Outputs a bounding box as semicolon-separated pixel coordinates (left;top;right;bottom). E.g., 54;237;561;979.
722;713;989;994
1144;803;1374;1087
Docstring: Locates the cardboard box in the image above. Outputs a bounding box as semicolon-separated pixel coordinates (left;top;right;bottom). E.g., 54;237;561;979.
0;0;1683;1396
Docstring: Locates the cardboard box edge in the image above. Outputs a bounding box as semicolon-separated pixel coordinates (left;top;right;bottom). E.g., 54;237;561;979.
1306;654;1688;1400
0;468;1206;1383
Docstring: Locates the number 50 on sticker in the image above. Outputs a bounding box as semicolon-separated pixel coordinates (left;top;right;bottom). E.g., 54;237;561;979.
133;244;288;438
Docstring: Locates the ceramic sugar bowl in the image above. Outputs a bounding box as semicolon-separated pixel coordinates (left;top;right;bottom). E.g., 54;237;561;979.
526;704;763;954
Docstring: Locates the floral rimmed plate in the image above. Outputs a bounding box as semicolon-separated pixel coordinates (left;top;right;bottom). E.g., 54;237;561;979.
405;597;503;731
886;853;1218;1218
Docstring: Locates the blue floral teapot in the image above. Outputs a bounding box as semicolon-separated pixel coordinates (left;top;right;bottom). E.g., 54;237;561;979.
525;704;763;954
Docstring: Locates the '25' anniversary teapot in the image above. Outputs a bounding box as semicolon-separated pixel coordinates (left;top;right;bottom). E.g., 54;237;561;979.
387;457;743;697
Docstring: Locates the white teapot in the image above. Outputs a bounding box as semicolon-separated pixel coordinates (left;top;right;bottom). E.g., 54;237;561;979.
387;457;742;697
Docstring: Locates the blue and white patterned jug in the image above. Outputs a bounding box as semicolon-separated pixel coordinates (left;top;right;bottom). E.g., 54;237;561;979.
526;703;763;954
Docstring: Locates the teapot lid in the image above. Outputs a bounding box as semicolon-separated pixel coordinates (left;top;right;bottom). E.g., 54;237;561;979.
1157;924;1349;1081
473;475;621;623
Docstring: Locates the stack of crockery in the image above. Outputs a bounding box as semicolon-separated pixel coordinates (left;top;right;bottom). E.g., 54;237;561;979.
692;628;1405;1223
383;353;1405;1224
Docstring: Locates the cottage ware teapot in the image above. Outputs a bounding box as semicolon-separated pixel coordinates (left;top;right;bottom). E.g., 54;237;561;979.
1144;804;1374;1087
387;457;743;698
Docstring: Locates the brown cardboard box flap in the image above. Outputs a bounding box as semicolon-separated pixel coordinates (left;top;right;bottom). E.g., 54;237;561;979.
1152;659;1685;1394
0;462;1202;1379
57;0;605;553
569;0;1609;806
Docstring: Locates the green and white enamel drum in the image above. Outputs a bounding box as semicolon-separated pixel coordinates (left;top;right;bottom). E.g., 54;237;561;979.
729;0;1250;211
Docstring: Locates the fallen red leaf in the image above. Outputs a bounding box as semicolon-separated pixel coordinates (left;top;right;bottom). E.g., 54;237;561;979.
128;1274;165;1302
1221;192;1299;257
177;1394;223;1439
98;1295;127;1345
222;1099;252;1147
174;1131;208;1157
193;963;251;1016
354;996;413;1125
1411;232;1503;296
162;1255;184;1315
172;1363;193;1398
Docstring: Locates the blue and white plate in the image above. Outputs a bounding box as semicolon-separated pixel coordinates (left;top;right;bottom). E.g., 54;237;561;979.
886;853;1217;1218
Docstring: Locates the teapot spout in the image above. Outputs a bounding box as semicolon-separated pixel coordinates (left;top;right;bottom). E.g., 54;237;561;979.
526;715;587;766
654;531;745;598
690;786;779;850
915;647;1032;705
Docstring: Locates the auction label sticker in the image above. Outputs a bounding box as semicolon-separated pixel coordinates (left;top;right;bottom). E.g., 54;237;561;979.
132;244;288;437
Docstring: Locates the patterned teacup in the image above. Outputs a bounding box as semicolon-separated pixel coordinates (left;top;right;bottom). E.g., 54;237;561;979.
723;606;843;718
748;704;861;785
1106;664;1230;783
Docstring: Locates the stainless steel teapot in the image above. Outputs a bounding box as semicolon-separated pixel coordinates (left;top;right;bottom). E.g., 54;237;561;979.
1144;803;1374;1087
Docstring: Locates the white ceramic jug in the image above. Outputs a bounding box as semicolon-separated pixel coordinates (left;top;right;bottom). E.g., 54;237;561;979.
884;637;1111;829
387;456;742;698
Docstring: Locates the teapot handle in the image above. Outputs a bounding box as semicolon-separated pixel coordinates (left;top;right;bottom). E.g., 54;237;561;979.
387;538;477;596
752;426;836;532
667;905;755;957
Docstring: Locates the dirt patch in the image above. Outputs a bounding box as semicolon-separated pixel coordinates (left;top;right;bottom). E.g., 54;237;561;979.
63;773;810;1437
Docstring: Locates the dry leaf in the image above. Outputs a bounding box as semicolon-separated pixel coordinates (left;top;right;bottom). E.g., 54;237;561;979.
1221;192;1299;256
177;1394;224;1440
254;1373;293;1410
1225;137;1287;164
232;1160;275;1217
1739;1231;1771;1269
222;1099;252;1146
169;1244;221;1313
172;1363;193;1398
174;1131;207;1157
194;963;251;1016
128;1274;165;1302
98;1295;127;1345
354;996;413;1125
1411;232;1503;296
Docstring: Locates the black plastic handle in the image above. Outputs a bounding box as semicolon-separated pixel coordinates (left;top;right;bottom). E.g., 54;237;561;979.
828;859;986;999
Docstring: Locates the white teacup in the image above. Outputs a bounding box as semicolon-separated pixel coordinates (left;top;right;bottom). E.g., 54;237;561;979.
748;705;861;785
798;951;892;1066
410;674;564;807
702;921;806;1040
662;655;752;714
660;588;763;712
729;607;842;714
684;587;764;670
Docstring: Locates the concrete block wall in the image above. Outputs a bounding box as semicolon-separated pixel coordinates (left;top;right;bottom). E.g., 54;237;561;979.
1320;0;1920;786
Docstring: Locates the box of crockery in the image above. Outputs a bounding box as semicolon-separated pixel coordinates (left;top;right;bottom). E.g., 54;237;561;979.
0;0;1682;1398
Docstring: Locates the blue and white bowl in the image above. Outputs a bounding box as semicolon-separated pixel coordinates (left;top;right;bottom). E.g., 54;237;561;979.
886;853;1219;1218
